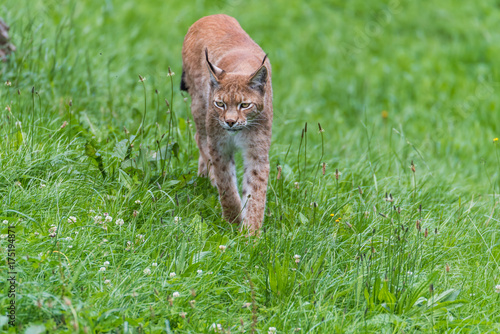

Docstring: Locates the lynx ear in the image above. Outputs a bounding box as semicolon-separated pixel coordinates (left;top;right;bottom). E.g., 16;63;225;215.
205;48;225;87
248;55;268;92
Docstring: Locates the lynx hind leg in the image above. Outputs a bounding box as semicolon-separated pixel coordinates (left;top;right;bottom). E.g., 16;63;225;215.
190;96;210;177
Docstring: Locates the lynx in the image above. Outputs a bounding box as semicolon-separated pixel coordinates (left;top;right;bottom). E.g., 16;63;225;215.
181;14;272;234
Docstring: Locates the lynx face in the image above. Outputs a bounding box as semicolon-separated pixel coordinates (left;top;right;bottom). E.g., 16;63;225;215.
211;77;265;132
206;50;268;132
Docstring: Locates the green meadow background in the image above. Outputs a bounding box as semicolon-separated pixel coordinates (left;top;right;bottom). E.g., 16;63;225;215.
1;0;500;332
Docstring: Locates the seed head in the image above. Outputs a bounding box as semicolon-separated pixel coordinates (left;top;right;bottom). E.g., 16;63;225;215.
277;165;282;180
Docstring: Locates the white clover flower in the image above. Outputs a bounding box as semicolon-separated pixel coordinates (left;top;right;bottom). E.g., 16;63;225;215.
268;327;277;334
172;291;180;298
219;245;227;252
152;262;158;267
127;241;132;246
2;220;8;224
105;215;113;222
495;285;500;293
174;216;180;224
293;254;301;264
68;245;73;248
294;181;299;189
170;272;176;278
104;261;110;267
144;268;151;275
34;232;39;236
67;216;77;224
135;200;142;204
210;323;223;332
40;183;46;188
104;279;111;285
0;234;8;239
94;215;103;224
103;238;108;242
197;269;203;275
115;218;124;226
48;225;57;233
99;267;106;272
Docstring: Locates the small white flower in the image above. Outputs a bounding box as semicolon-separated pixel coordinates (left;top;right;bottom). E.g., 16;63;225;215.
152;262;158;267
242;302;251;308
66;237;72;241
268;327;277;334
174;216;180;223
99;267;106;272
105;215;113;222
104;279;111;285
67;216;77;224
172;291;180;298
293;254;301;264
294;181;300;189
170;272;176;278
34;232;39;236
2;220;8;224
197;269;203;275
115;218;124;226
15;121;21;127
219;245;227;252
5;81;11;86
495;285;500;293
210;323;222;332
407;271;413;275
40;183;46;188
127;241;132;246
144;268;151;275
48;225;57;233
0;234;8;239
68;245;73;248
104;261;110;267
103;238;108;242
94;215;103;224
135;200;142;204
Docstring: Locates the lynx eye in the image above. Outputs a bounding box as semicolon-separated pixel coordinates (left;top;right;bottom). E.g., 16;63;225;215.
214;101;225;108
239;102;251;109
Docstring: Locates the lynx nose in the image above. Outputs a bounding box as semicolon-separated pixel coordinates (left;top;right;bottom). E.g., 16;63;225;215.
225;119;236;127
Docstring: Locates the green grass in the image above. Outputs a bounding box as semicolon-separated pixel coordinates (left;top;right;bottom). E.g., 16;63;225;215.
1;0;500;332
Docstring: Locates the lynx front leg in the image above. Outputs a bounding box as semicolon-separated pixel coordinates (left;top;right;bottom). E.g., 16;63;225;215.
208;145;242;224
241;147;270;234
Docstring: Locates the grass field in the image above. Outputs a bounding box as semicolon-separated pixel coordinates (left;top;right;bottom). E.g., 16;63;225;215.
1;0;500;332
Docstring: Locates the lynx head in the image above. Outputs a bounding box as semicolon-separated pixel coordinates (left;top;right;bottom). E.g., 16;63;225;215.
206;49;268;132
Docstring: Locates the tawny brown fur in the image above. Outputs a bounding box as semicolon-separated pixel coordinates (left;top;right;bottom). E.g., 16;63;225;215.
181;14;272;233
